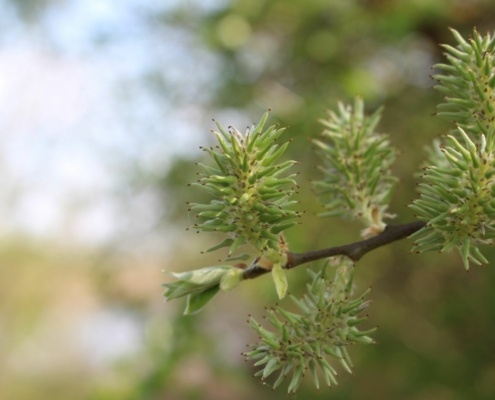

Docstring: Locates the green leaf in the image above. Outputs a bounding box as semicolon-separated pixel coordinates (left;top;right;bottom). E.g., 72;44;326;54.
184;285;220;315
220;267;244;291
170;265;230;286
163;280;205;300
164;265;235;305
271;262;288;299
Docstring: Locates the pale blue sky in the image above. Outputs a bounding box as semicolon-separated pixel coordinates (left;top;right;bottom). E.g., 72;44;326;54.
0;0;228;249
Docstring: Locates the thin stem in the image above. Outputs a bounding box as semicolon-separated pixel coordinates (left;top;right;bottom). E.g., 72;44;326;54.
243;221;426;280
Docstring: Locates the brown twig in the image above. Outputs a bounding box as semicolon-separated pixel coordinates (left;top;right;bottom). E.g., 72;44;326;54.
243;221;426;280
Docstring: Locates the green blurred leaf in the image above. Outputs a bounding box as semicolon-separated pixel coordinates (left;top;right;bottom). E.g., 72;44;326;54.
184;285;220;315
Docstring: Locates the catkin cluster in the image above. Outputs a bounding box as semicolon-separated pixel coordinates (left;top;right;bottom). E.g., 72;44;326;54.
411;29;495;268
244;259;373;393
313;98;397;238
188;111;300;260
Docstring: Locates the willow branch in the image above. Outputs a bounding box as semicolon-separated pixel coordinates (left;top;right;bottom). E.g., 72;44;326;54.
243;221;426;280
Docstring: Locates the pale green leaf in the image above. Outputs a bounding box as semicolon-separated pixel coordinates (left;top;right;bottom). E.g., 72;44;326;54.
220;267;244;291
271;262;288;299
169;265;230;286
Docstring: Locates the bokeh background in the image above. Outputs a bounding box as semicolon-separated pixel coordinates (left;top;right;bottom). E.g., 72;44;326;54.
2;0;495;399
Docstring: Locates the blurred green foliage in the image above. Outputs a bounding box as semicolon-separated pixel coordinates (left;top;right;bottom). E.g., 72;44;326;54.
3;0;495;399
